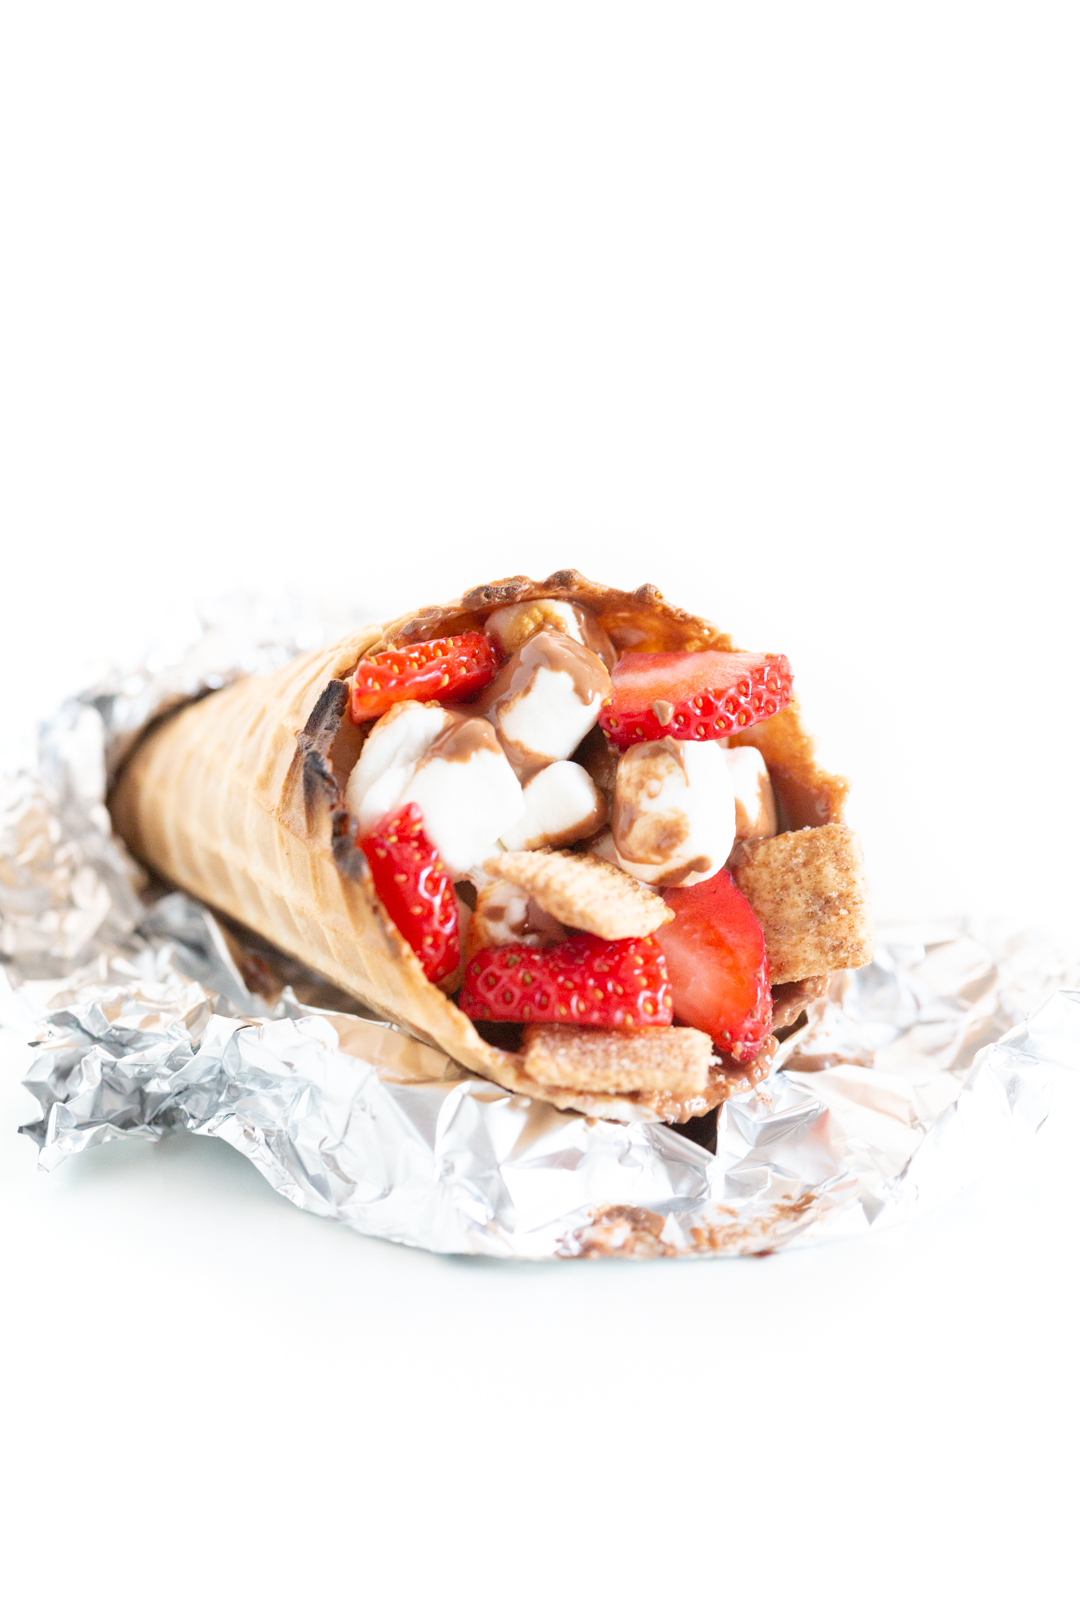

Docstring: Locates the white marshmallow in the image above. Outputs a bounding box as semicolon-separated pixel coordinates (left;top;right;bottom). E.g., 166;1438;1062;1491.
483;632;611;778
611;737;735;887
581;827;621;867
346;704;524;878
725;745;778;839
406;739;524;876
466;879;567;957
345;701;453;833
500;761;606;852
497;664;601;769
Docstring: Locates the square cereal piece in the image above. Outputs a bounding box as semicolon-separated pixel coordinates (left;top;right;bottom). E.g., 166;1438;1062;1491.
484;850;672;940
520;1023;712;1098
733;823;873;983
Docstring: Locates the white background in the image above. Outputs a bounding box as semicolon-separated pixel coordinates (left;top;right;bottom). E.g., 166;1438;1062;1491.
1;5;1078;1617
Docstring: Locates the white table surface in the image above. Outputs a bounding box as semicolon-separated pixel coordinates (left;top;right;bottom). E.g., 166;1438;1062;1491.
2;7;1078;1617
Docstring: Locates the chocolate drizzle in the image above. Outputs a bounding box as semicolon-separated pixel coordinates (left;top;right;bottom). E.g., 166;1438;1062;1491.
480;630;611;716
426;715;503;764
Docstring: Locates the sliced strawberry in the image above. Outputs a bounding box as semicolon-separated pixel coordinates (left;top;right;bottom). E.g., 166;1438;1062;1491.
359;804;460;983
349;632;499;723
598;649;793;749
655;868;772;1061
460;933;673;1027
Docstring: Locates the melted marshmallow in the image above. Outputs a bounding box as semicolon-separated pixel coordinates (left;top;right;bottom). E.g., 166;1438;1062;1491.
611;736;735;887
346;702;523;877
500;760;605;852
725;744;778;840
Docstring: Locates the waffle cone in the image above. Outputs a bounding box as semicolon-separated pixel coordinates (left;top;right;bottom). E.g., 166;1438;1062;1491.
109;570;859;1103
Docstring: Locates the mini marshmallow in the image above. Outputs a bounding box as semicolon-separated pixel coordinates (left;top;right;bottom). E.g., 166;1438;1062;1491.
500;761;606;852
611;737;735;887
580;826;621;867
485;598;616;668
345;701;453;833
465;879;567;959
347;706;524;878
481;631;612;778
406;721;524;876
725;744;778;839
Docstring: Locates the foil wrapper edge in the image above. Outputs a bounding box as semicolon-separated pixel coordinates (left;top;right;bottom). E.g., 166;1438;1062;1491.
4;602;1079;1259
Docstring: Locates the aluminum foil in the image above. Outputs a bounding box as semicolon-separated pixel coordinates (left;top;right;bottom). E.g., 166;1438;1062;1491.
4;610;1079;1258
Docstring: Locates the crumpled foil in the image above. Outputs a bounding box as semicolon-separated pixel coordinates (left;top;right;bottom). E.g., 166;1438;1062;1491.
3;609;1079;1258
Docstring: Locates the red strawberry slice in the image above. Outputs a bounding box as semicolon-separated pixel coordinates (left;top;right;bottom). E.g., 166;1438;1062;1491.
359;804;460;983
598;649;792;749
349;632;499;724
655;868;772;1061
460;933;673;1027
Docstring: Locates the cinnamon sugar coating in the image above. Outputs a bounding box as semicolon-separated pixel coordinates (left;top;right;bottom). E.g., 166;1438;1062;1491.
520;1023;712;1098
733;824;873;983
515;1025;778;1123
484;849;672;941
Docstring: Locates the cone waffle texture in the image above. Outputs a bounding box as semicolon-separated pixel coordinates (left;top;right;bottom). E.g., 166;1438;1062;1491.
110;625;528;1091
109;570;865;1106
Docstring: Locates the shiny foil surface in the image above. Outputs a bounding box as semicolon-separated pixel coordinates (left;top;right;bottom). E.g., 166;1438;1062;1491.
3;611;1079;1258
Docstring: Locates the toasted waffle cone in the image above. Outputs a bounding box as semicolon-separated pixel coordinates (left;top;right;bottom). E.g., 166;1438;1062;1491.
109;570;866;1111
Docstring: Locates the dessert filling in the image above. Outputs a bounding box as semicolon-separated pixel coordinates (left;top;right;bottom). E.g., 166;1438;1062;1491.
342;596;802;1092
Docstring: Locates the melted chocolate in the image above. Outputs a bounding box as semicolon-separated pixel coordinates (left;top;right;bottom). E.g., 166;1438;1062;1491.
653;854;712;887
480;630;611;717
572;725;619;808
570;606;618;671
612;738;689;865
426;715;503;763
